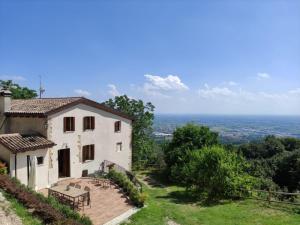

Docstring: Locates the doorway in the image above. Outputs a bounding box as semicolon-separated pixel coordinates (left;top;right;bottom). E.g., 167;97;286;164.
58;148;70;178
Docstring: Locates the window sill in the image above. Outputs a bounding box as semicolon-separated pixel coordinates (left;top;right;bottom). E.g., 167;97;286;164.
82;160;94;164
64;131;75;133
83;129;95;132
114;131;121;133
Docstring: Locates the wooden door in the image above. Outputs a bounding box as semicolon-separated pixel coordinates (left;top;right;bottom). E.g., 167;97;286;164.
58;149;70;178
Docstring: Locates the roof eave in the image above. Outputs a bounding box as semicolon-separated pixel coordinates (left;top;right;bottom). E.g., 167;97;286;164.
45;98;134;121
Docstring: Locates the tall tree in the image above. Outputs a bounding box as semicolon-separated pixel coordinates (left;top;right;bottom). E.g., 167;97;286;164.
0;80;37;99
104;95;155;168
163;124;219;182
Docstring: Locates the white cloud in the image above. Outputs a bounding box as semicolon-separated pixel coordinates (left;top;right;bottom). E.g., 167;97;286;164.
107;84;120;97
198;85;236;99
74;89;91;97
257;72;271;80
193;84;300;115
289;88;300;95
142;83;170;98
144;74;189;91
198;84;299;103
227;81;238;86
0;75;26;81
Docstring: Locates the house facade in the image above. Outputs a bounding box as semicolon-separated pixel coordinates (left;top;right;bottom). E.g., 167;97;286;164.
0;90;133;190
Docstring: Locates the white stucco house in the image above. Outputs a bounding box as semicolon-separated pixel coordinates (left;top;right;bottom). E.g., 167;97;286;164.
0;89;133;190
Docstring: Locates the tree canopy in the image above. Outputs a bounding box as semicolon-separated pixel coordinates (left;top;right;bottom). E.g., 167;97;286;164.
104;95;155;168
182;146;257;201
238;136;300;192
0;80;37;99
163;124;219;182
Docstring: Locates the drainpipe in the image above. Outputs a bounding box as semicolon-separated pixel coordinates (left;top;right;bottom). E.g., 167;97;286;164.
14;153;17;178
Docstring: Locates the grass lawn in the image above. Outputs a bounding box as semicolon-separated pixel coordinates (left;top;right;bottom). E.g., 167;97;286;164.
124;171;300;225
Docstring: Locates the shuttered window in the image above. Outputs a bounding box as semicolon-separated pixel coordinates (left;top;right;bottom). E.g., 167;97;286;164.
114;121;121;132
83;116;95;130
63;117;75;132
82;145;95;162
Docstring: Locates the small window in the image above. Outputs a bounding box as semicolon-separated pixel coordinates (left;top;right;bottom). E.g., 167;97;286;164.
37;156;44;165
114;121;121;132
83;116;95;130
82;145;95;162
116;142;122;152
64;117;75;132
82;170;88;177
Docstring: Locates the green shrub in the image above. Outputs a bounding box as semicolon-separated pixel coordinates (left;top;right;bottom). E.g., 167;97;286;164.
10;177;92;225
182;146;258;201
163;124;219;183
0;161;7;175
108;169;146;207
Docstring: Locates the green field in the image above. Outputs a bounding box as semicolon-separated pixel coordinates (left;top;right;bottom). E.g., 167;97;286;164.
124;172;300;225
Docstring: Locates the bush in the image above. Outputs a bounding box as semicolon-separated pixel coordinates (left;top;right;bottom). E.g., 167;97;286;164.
163;124;219;183
0;175;91;225
108;169;146;207
0;161;7;175
182;146;258;201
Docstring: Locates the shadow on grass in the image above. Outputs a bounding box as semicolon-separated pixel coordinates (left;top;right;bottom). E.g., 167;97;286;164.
156;190;234;207
257;200;300;215
138;169;176;188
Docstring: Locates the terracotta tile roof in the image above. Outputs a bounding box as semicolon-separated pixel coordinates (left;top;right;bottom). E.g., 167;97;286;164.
5;97;133;120
9;97;82;114
0;133;55;153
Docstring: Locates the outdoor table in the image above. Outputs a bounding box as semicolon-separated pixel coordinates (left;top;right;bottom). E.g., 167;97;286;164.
48;185;89;209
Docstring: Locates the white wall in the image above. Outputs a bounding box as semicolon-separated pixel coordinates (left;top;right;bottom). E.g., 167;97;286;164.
47;104;132;186
9;148;49;190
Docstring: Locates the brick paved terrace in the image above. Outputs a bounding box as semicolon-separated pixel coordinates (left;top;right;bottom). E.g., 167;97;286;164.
39;177;134;225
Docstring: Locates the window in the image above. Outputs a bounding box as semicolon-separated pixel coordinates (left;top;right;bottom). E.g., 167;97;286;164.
82;145;95;162
116;142;122;152
64;117;75;132
37;156;44;165
83;116;95;130
114;121;121;132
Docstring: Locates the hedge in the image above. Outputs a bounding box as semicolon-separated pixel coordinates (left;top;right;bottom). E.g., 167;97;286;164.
107;169;146;207
0;175;92;225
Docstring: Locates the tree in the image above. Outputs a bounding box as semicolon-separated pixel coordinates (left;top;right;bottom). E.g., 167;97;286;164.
163;124;219;182
0;80;37;99
263;135;285;158
182;146;258;201
273;150;300;192
280;137;300;152
104;95;155;168
238;136;300;191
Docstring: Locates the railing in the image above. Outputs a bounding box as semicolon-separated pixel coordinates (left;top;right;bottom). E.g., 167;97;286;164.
240;188;300;206
101;160;143;192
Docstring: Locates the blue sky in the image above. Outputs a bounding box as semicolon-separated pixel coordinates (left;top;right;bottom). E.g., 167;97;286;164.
0;0;299;115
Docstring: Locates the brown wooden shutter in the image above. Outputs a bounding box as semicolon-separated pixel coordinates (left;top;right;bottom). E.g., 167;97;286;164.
72;117;75;131
91;117;95;129
91;145;95;160
82;146;86;162
63;117;67;132
83;117;87;130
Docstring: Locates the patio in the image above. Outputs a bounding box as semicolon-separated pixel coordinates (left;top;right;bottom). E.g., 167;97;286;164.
39;177;134;225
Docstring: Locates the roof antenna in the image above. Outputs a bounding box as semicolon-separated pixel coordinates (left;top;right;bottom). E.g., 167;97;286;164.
39;75;45;98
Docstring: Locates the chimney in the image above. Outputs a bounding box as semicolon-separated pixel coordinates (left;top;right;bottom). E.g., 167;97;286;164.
0;89;12;114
